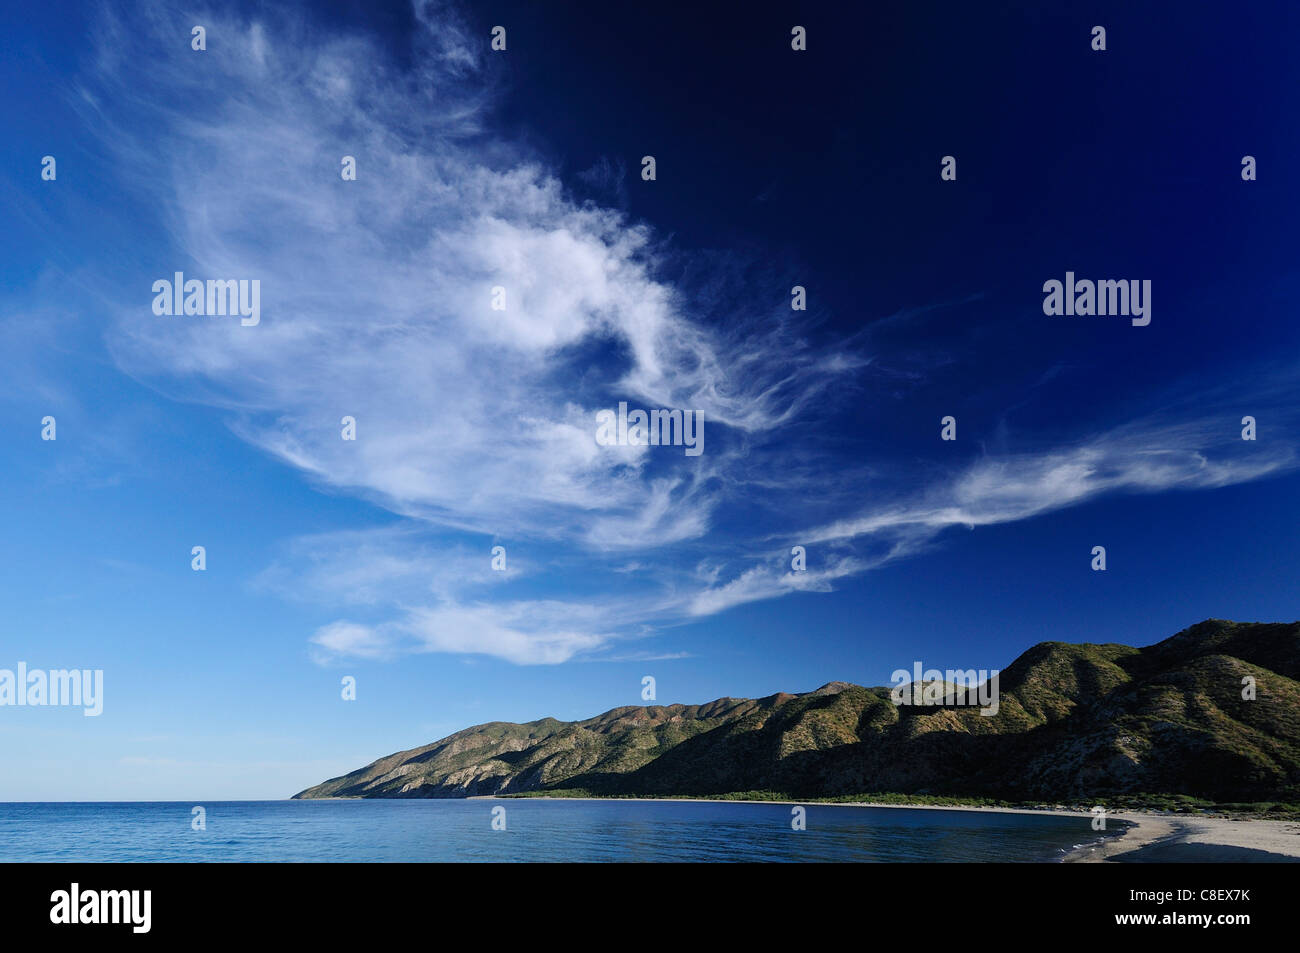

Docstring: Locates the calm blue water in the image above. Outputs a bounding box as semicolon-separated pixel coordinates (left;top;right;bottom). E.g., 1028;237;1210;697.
0;799;1112;862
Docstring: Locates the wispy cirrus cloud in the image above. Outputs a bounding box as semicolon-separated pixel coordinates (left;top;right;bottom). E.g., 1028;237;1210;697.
77;1;1300;666
682;410;1298;617
308;606;610;668
92;2;846;556
807;417;1294;547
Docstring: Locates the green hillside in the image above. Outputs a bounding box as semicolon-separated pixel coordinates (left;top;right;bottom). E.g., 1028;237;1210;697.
294;620;1300;803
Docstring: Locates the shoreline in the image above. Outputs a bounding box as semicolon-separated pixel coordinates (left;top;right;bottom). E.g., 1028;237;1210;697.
1063;810;1300;863
465;795;1300;862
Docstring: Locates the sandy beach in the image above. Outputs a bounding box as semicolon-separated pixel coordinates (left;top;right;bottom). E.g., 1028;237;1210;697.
1062;810;1300;863
828;802;1300;862
835;801;1300;862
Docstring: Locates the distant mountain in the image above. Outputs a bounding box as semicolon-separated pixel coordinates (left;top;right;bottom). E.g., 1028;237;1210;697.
293;620;1300;803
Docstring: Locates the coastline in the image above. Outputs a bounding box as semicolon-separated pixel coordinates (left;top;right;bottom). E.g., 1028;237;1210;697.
1063;810;1300;863
468;795;1300;862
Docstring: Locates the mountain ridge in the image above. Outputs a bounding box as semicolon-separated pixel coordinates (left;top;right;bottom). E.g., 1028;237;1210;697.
294;619;1300;803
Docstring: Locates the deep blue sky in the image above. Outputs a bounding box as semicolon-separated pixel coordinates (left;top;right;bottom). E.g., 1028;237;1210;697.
1;0;1297;799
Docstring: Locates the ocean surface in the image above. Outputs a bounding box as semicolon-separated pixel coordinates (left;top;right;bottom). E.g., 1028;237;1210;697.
0;799;1110;862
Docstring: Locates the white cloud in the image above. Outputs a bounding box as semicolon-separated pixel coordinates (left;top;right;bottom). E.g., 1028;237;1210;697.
93;3;840;556
309;621;397;662
806;420;1295;546
79;3;1300;666
403;603;608;665
687;555;868;617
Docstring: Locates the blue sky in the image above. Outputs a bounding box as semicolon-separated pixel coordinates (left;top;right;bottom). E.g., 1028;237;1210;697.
2;0;1298;800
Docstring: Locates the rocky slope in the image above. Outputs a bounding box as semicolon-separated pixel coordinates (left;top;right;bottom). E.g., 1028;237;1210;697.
294;619;1300;802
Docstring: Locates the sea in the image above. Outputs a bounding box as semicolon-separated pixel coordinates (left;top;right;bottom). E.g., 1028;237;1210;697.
0;799;1116;862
